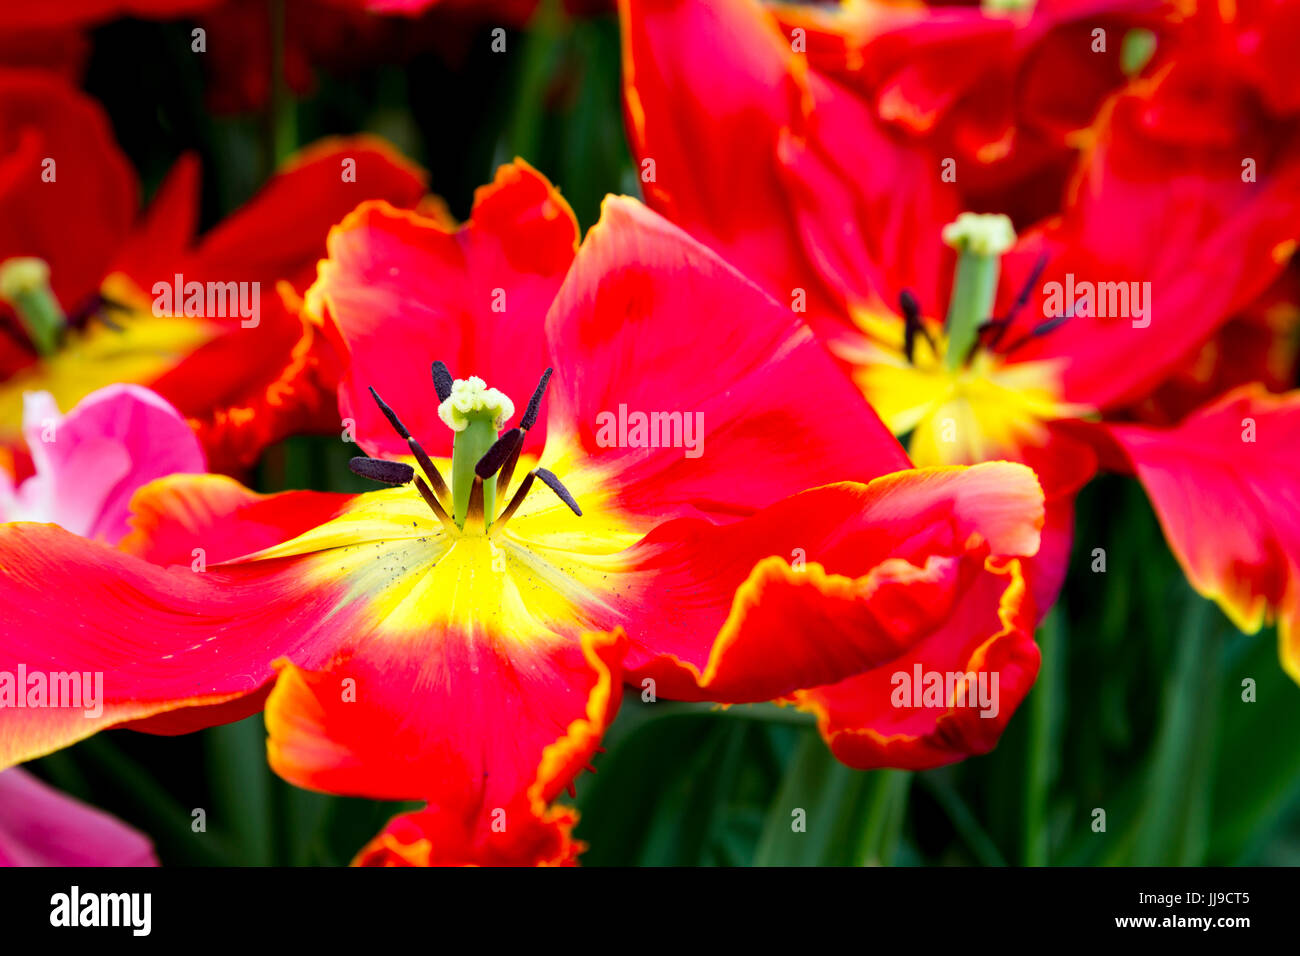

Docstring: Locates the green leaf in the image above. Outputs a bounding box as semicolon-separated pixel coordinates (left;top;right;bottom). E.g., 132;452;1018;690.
205;716;274;865
753;730;908;866
918;772;1006;866
1116;595;1223;865
1210;626;1300;861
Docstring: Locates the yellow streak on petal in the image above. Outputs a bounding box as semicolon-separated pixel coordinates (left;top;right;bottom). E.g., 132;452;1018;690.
836;309;1092;466
0;274;220;439
237;448;646;649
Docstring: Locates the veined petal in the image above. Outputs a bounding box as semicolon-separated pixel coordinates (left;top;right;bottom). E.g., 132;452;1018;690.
0;520;371;768
120;472;353;566
2;465;622;813
352;611;625;868
544;195;912;524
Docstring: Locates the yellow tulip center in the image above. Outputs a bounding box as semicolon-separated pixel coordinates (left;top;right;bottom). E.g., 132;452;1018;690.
835;212;1091;466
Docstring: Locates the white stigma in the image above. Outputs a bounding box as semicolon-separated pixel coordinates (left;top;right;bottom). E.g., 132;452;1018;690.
437;376;515;432
942;212;1017;257
981;0;1035;14
0;257;51;302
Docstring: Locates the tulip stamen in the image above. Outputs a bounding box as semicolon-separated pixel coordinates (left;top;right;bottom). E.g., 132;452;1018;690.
493;470;537;529
413;475;458;533
349;364;583;534
349;457;415;485
497;367;552;495
431;360;454;403
1000;304;1077;354
978;251;1050;353
71;294;131;332
535;468;582;516
475;429;523;481
368;385;451;501
406;435;450;501
464;478;487;535
491;466;582;533
900;290;935;365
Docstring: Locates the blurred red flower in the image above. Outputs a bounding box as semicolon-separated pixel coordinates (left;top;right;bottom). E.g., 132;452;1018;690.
0;69;429;474
621;0;1300;679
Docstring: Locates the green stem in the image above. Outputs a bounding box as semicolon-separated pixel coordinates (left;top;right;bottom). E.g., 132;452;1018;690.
1022;606;1064;865
501;0;565;163
268;0;297;169
1128;596;1221;865
854;770;912;866
206;715;274;865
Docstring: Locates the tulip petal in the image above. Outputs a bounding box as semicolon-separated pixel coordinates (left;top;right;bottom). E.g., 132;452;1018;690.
0;522;362;768
353;803;583;867
120;472;352;566
1106;385;1300;682
622;0;961;327
0;767;158;867
305;159;577;459
9;384;205;544
274;628;624;861
620;0;819;315
0;69;137;313
999;66;1300;409
774;80;961;324
142;138;429;470
182;136;429;291
611;462;1044;705
545;195;912;523
789;557;1038;770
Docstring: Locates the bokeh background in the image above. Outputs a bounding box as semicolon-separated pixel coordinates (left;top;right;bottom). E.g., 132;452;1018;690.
21;3;1300;866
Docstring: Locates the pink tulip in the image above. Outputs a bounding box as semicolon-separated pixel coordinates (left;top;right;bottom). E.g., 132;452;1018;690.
0;384;205;544
0;768;158;866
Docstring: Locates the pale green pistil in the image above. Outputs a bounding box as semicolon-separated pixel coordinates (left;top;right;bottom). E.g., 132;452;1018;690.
940;212;1016;370
0;257;66;358
440;377;515;528
982;0;1035;13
